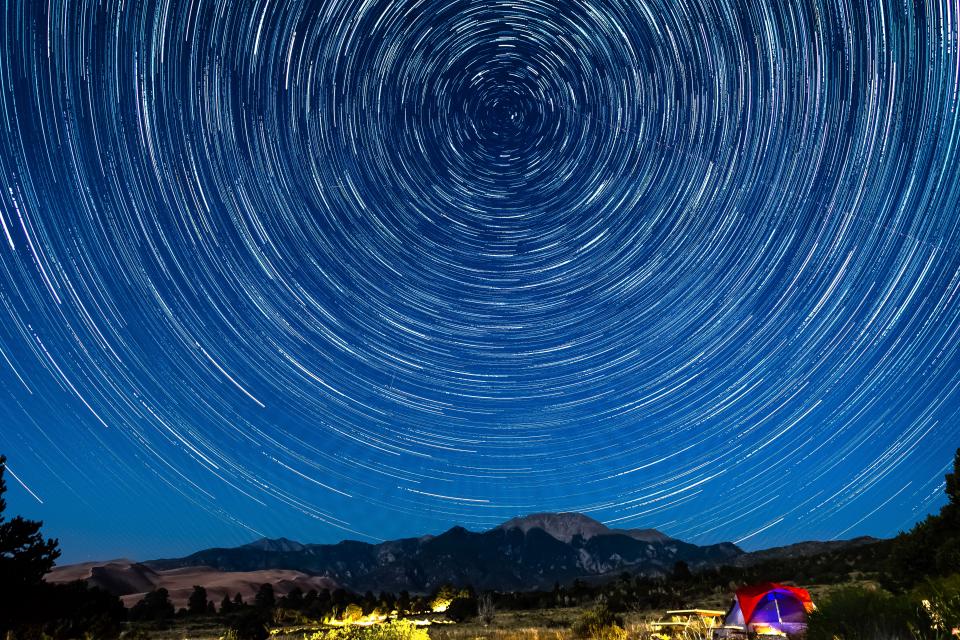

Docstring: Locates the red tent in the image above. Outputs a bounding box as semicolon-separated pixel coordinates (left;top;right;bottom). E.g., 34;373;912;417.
735;582;814;625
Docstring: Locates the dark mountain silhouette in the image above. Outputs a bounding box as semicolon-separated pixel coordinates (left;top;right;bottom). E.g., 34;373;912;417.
729;536;881;566
145;512;741;592
241;537;308;553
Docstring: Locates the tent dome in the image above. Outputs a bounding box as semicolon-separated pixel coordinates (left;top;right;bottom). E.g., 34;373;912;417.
719;582;815;637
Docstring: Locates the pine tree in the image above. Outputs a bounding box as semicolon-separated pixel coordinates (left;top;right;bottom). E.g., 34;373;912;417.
1;454;63;635
0;455;61;590
188;585;209;616
254;583;275;610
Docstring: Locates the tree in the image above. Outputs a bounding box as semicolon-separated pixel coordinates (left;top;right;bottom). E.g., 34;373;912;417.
430;584;458;612
227;610;269;640
283;586;304;609
888;446;960;587
221;593;235;614
671;560;692;582
0;454;63;635
129;588;175;621
397;590;411;615
254;583;275;610
36;581;127;640
0;455;61;588
445;595;478;622
943;447;960;523
188;585;210;616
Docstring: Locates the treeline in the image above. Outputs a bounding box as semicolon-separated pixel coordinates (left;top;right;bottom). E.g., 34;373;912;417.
801;448;960;639
120;583;483;639
125;582;478;623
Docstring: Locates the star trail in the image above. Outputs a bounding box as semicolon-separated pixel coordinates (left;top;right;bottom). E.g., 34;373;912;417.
1;0;959;561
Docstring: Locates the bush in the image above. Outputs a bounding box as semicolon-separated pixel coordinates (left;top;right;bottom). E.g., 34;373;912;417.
478;592;495;626
910;576;960;639
10;581;127;640
572;605;626;640
311;620;431;640
225;610;269;640
445;596;477;622
120;628;151;640
807;586;916;640
342;603;364;623
128;588;175;621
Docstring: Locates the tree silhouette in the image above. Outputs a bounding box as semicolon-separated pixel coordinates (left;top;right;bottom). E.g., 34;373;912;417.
0;455;61;590
671;560;692;582
188;585;209;616
888;446;960;588
254;583;275;610
0;453;126;638
129;588;175;621
229;610;269;640
0;454;63;635
944;447;960;518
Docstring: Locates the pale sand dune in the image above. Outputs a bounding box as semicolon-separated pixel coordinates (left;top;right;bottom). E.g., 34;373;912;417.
48;561;339;609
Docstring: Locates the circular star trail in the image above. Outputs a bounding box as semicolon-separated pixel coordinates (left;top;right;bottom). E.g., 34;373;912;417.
0;0;959;557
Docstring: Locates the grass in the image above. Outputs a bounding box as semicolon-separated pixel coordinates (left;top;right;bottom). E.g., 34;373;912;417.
120;583;894;640
119;610;692;640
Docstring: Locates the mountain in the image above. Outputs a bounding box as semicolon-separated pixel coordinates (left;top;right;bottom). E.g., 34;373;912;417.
242;537;308;553
730;536;881;566
46;560;338;609
496;513;614;542
495;512;673;544
144;513;741;593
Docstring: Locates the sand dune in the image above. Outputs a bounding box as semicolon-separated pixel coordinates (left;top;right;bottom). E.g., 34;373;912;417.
48;561;339;609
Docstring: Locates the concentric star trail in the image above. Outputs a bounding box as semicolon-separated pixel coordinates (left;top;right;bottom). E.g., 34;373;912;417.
0;0;959;560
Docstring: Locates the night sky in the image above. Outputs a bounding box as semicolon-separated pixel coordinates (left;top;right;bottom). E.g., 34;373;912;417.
1;0;959;564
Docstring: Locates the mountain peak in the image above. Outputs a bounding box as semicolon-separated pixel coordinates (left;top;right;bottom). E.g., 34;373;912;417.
496;512;610;543
242;537;306;552
618;527;674;543
495;512;674;544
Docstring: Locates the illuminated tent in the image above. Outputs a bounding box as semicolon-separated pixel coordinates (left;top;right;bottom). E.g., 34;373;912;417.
720;583;815;636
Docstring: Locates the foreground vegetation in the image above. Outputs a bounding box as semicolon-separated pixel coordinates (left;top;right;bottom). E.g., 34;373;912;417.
2;449;959;640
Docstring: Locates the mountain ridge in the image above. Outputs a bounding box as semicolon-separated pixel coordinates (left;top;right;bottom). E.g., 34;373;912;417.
53;513;883;595
143;513;741;592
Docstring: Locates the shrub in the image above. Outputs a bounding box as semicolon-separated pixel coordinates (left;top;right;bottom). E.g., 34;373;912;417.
807;579;960;640
342;603;364;623
572;605;625;640
807;586;915;640
314;620;431;640
445;596;477;622
128;588;175;621
120;628;151;640
910;576;960;639
478;593;495;626
225;610;269;640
